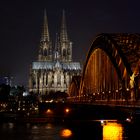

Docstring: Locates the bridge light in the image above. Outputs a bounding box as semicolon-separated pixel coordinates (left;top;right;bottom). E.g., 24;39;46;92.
126;118;132;123
65;108;70;113
46;109;53;114
101;120;104;125
126;88;129;91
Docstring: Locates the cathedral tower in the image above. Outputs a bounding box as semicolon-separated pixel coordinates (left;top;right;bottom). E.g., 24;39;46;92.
54;33;61;61
29;10;81;95
60;10;72;62
38;10;52;61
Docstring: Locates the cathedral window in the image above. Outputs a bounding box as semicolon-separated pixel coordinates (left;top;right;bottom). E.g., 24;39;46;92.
63;49;66;57
67;48;70;55
32;77;36;88
57;72;61;85
45;73;48;85
44;48;48;56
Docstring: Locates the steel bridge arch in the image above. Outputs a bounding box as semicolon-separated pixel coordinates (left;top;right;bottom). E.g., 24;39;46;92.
68;76;81;97
79;33;140;99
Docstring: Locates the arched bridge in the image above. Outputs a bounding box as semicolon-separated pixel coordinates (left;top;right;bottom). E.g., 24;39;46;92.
68;33;140;107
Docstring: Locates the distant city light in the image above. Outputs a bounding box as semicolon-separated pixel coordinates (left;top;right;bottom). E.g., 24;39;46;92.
23;91;29;96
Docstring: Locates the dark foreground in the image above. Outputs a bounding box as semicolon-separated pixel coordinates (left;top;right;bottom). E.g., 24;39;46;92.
0;103;140;139
0;120;140;140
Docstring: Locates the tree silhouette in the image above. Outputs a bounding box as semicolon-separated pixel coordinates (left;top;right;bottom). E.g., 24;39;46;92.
0;84;10;102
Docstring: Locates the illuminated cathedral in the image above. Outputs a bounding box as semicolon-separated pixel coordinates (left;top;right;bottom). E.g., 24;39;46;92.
29;11;81;95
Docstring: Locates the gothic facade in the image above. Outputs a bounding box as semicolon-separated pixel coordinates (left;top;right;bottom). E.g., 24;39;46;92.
29;11;81;95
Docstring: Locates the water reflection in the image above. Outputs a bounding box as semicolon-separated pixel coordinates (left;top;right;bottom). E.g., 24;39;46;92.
0;120;138;140
102;121;123;140
60;128;73;138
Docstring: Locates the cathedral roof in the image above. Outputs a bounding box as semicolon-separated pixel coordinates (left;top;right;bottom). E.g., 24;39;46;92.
32;61;81;70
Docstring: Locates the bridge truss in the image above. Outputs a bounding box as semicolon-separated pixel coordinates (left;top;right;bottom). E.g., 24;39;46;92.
69;33;140;103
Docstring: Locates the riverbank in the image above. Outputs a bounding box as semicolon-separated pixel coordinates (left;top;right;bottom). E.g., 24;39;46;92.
1;102;140;125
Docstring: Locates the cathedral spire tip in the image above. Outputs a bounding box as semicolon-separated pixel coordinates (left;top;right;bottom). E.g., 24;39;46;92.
41;9;50;42
60;9;68;42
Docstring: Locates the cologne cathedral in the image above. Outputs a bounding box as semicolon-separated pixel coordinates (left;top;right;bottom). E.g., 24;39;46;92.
29;11;81;95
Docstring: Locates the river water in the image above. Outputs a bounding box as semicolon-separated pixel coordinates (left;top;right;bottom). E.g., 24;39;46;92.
0;120;139;140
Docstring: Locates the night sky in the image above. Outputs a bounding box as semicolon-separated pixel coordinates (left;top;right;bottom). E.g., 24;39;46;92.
0;0;140;88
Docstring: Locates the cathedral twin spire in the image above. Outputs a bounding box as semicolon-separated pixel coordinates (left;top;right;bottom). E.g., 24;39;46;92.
38;10;72;62
41;10;50;42
38;10;52;61
60;10;68;43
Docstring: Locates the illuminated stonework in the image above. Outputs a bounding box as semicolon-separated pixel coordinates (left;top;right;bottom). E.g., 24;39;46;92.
29;10;81;94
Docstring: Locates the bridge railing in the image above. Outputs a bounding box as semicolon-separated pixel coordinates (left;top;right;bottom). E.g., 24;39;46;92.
67;97;140;108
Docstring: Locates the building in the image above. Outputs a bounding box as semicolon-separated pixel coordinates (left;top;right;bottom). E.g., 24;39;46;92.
29;10;81;95
0;76;13;86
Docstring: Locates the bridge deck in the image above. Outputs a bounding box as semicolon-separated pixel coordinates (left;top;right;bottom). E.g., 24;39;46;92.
67;99;140;108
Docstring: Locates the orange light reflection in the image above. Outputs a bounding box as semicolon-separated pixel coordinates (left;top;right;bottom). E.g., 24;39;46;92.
46;109;53;114
60;128;72;138
103;122;123;140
